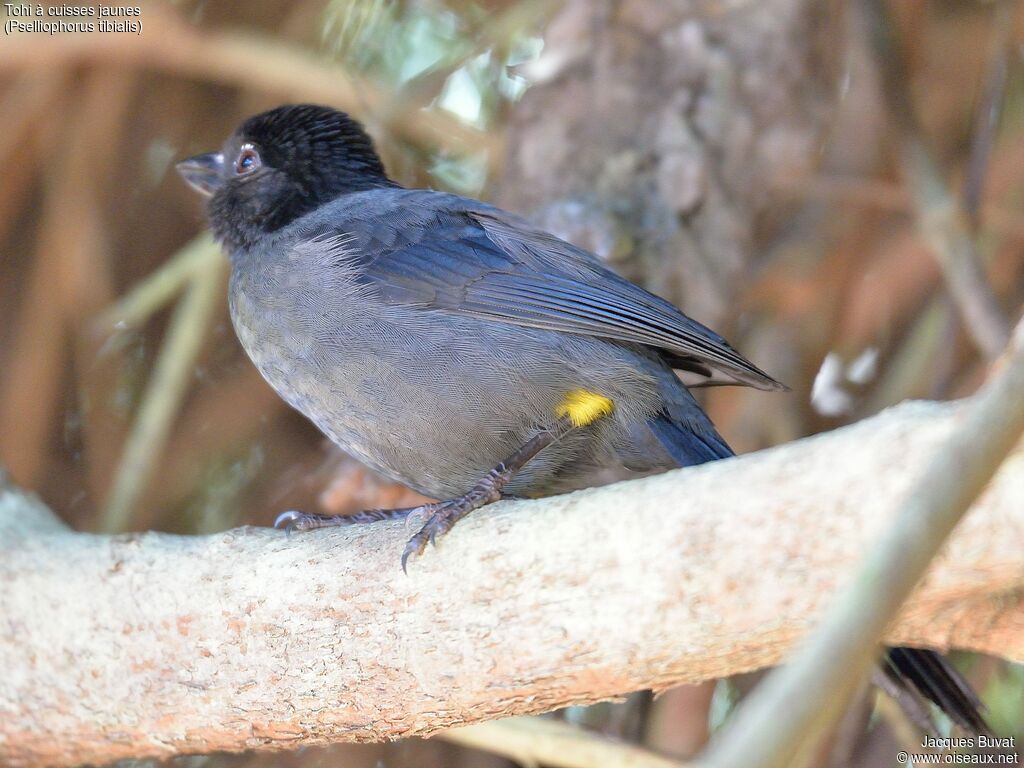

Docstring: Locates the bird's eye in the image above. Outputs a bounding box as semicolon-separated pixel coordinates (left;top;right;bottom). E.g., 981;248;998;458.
235;145;261;175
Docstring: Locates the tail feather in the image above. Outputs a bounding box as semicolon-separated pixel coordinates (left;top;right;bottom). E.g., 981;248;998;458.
885;648;989;734
647;414;733;466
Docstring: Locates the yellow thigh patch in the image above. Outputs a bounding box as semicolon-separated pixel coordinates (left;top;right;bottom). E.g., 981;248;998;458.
555;389;615;428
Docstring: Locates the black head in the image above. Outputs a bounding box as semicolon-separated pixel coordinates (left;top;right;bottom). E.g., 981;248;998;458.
177;104;394;251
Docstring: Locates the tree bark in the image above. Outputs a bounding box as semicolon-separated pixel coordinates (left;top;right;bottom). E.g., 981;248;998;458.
2;399;1022;767
497;0;839;324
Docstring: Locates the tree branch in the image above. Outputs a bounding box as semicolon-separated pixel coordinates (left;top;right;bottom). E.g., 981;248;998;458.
2;400;1022;767
0;4;494;158
443;717;691;768
700;319;1024;768
862;0;1012;361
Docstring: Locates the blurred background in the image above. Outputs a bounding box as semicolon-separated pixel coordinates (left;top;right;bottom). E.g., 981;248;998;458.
1;0;1022;765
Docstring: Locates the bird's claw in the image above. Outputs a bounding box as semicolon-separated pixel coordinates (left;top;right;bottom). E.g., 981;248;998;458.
400;504;464;572
403;504;435;535
274;483;501;572
273;510;337;533
274;510;304;534
401;533;427;574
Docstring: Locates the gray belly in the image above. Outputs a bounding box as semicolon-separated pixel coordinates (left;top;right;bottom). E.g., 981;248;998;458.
229;276;669;499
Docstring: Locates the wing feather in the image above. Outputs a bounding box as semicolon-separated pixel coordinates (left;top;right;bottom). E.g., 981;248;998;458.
338;194;784;391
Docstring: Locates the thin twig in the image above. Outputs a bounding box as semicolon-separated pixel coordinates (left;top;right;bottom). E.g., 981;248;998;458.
100;253;225;532
861;294;950;413
698;319;1024;768
441;717;690;768
773;175;1024;242
902;139;1011;361
962;1;1014;228
862;0;1011;361
0;3;496;158
95;233;220;332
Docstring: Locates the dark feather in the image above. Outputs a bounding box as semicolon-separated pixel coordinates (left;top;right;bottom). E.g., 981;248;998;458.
648;414;734;465
335;195;785;391
885;647;990;734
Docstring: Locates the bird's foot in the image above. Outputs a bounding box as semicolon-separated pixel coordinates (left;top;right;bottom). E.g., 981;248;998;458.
276;421;569;568
274;506;417;533
401;469;506;573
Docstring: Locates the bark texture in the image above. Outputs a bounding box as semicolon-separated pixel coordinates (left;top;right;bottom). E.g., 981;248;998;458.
2;400;1023;767
498;0;839;324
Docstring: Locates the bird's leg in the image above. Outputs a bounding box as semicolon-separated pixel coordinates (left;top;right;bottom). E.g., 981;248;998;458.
399;415;576;571
271;419;572;540
276;385;615;570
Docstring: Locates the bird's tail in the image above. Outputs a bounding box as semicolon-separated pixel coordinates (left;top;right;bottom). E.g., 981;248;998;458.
647;413;734;466
649;412;989;734
885;648;990;734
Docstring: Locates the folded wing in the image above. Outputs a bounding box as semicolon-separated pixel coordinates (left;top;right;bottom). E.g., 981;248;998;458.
341;194;784;391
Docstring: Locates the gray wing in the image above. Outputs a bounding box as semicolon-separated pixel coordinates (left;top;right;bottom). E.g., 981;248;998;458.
332;193;784;391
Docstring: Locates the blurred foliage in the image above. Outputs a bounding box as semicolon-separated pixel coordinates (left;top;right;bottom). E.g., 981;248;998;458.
0;0;1022;766
319;0;547;193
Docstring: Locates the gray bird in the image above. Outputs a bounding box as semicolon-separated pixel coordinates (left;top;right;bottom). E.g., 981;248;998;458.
177;104;782;568
177;104;988;735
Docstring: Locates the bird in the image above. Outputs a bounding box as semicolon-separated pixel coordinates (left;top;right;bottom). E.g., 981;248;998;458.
177;103;988;734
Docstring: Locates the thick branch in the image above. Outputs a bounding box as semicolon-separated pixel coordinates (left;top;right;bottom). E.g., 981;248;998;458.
1;400;1022;767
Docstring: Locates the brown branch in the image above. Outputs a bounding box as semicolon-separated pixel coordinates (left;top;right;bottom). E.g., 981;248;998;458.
443;717;691;768
1;400;1022;767
772;175;1024;243
961;0;1014;228
0;70;128;489
862;0;1012;361
0;3;495;157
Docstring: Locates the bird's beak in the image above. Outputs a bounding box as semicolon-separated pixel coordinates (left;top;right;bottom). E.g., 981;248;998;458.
176;152;225;197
